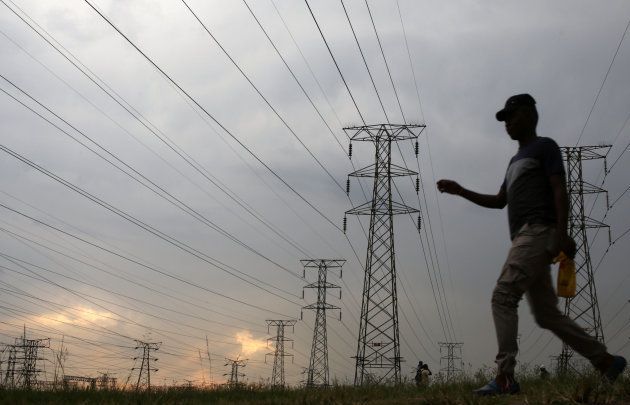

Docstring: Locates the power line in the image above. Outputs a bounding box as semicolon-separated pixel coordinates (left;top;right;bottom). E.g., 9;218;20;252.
0;74;302;283
303;0;366;124
0;219;266;331
180;0;345;194
241;0;346;154
239;0;376;326
340;0;390;123
0;200;292;318
316;0;454;345
363;0;406;123
0;251;266;340
575;16;630;145
0;13;318;262
340;0;457;342
80;0;341;233
0;144;302;305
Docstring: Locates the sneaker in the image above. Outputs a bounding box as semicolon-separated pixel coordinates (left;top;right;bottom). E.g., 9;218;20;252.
603;355;626;382
473;379;520;396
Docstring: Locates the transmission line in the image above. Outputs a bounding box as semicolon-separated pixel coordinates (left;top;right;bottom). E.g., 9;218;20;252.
180;0;345;193
363;0;407;123
0;220;266;331
0;145;302;305
338;0;457;342
79;0;341;233
340;0;390;123
0;76;302;282
575;15;630;145
0;15;319;262
309;0;455;344
0;251;266;339
0;201;293;318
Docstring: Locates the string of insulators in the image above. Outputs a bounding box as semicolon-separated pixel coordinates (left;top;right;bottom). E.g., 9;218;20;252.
343;215;347;233
417;213;422;231
415;177;420;193
414;140;419;156
348;142;353;158
346;178;350;194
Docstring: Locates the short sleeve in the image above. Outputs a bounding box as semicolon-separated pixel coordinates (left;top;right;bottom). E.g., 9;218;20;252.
541;138;565;176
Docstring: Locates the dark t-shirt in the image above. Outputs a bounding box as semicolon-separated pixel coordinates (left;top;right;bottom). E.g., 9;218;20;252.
501;137;565;239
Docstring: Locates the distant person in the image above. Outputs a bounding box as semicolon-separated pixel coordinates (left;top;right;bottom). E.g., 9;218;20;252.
436;94;626;395
414;361;424;387
539;365;549;380
420;364;432;386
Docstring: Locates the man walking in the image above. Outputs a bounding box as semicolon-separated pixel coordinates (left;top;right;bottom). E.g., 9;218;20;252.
436;94;626;395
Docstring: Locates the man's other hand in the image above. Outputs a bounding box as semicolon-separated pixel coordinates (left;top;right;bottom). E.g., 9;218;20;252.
437;179;463;195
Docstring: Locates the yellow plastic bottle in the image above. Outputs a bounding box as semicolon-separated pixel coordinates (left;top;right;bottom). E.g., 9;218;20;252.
553;252;576;298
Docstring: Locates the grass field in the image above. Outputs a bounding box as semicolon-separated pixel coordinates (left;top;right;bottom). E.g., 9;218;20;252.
1;373;629;405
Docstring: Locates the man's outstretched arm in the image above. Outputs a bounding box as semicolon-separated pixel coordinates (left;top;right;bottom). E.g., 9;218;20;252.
436;179;506;209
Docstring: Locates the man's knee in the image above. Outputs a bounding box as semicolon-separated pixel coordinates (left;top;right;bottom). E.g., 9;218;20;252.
533;309;561;330
492;287;521;309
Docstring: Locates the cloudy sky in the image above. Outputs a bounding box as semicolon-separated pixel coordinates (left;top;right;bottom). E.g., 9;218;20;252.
1;0;629;387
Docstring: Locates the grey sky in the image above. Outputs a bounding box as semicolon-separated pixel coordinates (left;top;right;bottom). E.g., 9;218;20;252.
1;0;629;386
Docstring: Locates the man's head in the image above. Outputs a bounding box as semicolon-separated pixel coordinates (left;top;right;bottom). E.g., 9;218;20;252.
496;93;538;140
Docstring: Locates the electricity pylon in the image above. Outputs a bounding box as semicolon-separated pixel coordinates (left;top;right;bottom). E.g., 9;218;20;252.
345;123;425;385
12;327;50;389
556;145;611;374
438;342;463;382
224;357;247;387
266;319;297;388
3;344;17;388
301;259;344;388
132;340;161;391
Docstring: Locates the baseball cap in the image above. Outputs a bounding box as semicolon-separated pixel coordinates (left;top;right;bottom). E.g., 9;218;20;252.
496;93;536;121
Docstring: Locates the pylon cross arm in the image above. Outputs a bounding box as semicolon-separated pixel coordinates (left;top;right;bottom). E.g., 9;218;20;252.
346;201;419;216
349;163;417;178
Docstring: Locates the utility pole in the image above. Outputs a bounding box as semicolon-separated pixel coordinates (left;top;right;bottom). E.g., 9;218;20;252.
224;357;246;387
301;259;344;388
266;319;297;388
438;342;463;382
345;123;425;385
132;340;161;391
556;146;610;374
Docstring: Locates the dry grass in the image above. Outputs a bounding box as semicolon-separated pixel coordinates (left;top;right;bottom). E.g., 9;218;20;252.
0;373;628;404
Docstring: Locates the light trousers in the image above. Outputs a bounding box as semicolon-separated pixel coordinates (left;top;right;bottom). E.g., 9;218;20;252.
492;223;608;375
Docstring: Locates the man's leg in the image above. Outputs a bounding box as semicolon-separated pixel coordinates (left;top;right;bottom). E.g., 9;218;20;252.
527;264;609;368
492;224;551;379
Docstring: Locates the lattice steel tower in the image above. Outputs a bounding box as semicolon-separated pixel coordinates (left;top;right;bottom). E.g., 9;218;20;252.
132;340;161;391
224;357;247;387
266;319;297;387
301;259;344;388
438;342;463;382
345;124;425;385
12;327;50;389
556;145;610;374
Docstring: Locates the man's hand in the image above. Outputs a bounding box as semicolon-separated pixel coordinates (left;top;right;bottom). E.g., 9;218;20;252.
558;233;577;259
437;179;463;195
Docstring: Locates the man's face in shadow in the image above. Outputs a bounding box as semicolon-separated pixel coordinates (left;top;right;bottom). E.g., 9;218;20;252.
504;105;537;141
